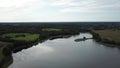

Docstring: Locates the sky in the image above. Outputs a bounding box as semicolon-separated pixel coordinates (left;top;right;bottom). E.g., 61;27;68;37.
0;0;120;22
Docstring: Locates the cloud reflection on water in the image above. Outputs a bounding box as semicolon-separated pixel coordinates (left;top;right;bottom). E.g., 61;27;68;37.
13;43;54;61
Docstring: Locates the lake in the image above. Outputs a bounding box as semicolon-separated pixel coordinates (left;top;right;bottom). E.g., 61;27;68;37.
9;33;120;68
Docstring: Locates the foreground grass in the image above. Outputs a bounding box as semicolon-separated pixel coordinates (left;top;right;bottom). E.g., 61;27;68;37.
94;30;120;44
0;42;8;62
0;46;4;62
0;42;12;68
0;33;40;42
0;33;40;68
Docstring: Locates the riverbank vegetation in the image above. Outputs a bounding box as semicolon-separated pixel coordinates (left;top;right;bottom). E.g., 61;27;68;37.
92;30;120;44
0;42;13;68
0;33;40;68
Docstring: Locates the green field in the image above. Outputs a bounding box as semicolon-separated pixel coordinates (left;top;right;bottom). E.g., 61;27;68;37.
0;33;40;68
0;33;40;61
94;30;120;43
42;28;62;31
0;33;40;42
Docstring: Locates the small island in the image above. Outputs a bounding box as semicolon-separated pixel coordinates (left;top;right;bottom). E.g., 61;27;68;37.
74;37;92;42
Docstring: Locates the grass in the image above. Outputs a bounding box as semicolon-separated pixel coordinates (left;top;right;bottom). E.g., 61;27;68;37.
0;42;10;62
0;46;4;62
94;30;120;43
1;33;30;38
0;33;40;63
42;28;62;31
0;33;40;62
0;42;13;68
0;33;40;68
0;33;40;42
12;34;39;41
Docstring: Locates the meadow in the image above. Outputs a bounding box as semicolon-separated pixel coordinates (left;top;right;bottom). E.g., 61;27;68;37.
42;28;62;31
0;33;40;42
94;30;120;44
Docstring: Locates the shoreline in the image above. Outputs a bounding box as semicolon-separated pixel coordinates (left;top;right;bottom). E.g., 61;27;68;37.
91;30;120;45
1;30;120;68
0;32;79;68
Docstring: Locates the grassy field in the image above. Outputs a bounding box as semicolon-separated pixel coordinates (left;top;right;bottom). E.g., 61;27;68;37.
42;28;62;31
0;33;40;42
0;33;40;62
94;30;120;43
0;33;40;68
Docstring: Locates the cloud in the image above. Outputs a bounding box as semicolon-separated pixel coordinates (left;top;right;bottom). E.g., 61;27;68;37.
51;0;120;13
51;0;74;6
0;0;120;22
0;0;49;21
0;0;33;8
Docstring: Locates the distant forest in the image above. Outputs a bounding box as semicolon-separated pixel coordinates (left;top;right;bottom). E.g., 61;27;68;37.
0;22;120;34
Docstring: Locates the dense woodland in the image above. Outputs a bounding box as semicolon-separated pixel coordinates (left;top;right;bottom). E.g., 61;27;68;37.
0;22;120;33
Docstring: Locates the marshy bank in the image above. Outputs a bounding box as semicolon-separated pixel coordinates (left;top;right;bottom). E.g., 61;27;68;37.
91;30;120;45
0;42;13;68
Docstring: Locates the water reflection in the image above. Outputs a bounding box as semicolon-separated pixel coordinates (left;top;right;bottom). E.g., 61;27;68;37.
13;44;54;61
9;33;120;68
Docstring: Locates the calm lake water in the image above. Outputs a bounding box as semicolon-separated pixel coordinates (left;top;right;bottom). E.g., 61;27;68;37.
9;33;120;68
